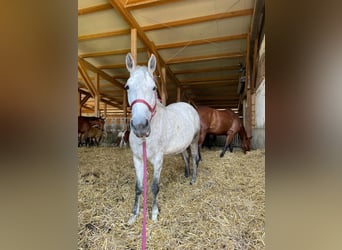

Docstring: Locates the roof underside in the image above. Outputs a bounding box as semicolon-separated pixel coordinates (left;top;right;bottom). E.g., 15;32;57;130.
78;0;258;116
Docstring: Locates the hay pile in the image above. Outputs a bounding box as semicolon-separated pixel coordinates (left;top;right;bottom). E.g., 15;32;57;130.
78;147;265;249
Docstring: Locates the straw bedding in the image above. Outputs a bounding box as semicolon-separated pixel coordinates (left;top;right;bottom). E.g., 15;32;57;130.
78;147;265;249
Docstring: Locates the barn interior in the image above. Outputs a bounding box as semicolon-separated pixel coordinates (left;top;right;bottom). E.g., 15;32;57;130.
78;1;265;249
78;0;265;148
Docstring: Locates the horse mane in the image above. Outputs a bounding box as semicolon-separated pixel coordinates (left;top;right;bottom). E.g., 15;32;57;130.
238;121;248;140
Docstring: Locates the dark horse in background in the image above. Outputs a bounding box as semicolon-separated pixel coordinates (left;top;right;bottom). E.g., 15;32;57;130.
197;106;252;158
78;116;105;147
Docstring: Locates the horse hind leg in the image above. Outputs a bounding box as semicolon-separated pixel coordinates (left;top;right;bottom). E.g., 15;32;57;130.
189;140;200;185
181;149;190;178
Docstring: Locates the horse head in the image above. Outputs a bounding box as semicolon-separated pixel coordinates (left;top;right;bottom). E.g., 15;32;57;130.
125;53;157;138
241;136;252;153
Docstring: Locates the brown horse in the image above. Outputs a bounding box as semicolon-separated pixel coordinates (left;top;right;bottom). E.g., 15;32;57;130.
197;106;252;158
78;116;105;147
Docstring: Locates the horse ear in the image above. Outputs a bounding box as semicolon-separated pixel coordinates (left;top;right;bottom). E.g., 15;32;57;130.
126;53;135;72
148;54;156;74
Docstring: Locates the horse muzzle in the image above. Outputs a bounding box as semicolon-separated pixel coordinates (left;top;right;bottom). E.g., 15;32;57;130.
131;119;151;138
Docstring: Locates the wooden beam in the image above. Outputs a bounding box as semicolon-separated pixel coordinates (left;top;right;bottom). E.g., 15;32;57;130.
161;67;167;105
141;9;254;31
173;65;240;74
130;28;137;62
180;75;240;83
180;80;238;86
176;87;181;102
246;33;252;136
98;61;148;69
125;0;181;9
156;33;247;50
78;3;112;15
78;57;124;89
78;61;97;97
251;38;259;93
79;48;146;58
166;52;246;64
78;29;130;41
80;93;91;106
79;88;124;110
109;0;182;88
94;73;100;117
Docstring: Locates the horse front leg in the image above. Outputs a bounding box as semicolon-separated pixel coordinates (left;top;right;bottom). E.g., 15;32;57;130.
128;155;143;225
220;130;235;157
151;154;163;221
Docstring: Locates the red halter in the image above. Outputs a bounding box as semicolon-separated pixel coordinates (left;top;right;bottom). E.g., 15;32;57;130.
131;98;157;118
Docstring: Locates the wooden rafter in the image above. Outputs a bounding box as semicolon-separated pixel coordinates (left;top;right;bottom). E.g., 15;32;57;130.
141;9;254;31
78;57;124;89
78;60;97;97
125;0;182;9
109;0;182;87
172;65;240;74
180;75;240;83
78;29;130;41
156;33;248;50
167;52;246;64
180;80;238;86
79;48;146;58
78;3;112;15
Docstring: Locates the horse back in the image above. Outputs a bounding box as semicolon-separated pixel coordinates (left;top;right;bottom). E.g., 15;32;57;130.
197;106;234;134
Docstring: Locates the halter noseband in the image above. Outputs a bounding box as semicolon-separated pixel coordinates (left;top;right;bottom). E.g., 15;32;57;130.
131;98;157;118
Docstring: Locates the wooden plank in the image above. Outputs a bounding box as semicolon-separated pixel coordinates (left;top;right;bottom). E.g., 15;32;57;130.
78;3;112;15
180;75;240;83
156;34;247;50
173;65;240;74
166;52;246;64
125;0;181;9
141;9;254;31
181;80;238;87
79;48;146;58
78;29;130;41
98;61;148;69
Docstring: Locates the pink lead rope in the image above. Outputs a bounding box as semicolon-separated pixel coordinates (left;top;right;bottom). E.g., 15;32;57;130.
142;138;148;250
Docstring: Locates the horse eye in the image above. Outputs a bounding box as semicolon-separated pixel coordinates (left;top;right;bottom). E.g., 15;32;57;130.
125;85;129;90
152;86;156;91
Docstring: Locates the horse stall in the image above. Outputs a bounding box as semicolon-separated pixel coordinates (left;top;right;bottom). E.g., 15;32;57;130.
78;147;264;249
78;0;265;249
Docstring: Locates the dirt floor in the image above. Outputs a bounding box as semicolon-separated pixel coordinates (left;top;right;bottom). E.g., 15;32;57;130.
78;146;265;249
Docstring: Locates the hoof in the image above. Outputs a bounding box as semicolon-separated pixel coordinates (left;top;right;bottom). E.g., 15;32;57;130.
127;214;138;225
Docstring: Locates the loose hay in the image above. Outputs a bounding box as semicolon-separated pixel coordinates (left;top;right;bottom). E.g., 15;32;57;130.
78;147;265;249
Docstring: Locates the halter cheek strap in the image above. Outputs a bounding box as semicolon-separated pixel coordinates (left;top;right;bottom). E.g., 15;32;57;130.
131;98;157;118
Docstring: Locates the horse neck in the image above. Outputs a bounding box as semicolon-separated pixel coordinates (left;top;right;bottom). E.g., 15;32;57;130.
238;122;248;140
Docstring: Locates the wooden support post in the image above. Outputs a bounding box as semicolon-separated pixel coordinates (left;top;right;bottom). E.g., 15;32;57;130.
94;73;100;117
78;91;82;116
161;67;167;105
245;32;252;136
177;87;181;102
131;28;137;61
123;89;127;119
251;38;259;93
